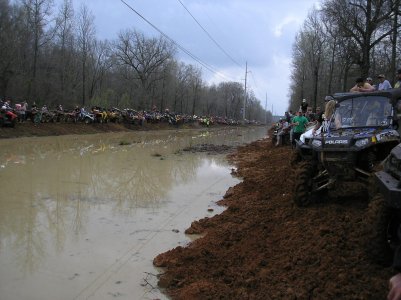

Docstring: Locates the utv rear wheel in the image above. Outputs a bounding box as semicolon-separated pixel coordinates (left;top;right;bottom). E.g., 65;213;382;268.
293;162;315;207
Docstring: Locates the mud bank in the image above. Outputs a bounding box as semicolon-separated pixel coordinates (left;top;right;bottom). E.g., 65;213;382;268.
154;137;392;299
0;122;223;139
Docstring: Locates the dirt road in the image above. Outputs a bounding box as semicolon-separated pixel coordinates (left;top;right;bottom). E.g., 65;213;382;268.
154;137;392;299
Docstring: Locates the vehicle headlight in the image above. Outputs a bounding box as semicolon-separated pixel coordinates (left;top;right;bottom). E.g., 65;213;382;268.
312;139;322;148
355;138;370;147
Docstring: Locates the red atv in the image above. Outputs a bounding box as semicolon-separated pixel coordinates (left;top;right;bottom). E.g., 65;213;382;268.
0;108;17;128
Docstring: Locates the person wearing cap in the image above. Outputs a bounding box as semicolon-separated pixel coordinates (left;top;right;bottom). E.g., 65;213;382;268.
377;74;392;91
394;69;401;88
350;77;375;93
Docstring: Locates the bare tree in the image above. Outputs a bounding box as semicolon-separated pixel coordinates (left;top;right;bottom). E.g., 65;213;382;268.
189;66;202;116
88;40;112;101
172;62;190;113
322;0;398;77
289;0;401;113
114;30;175;109
54;0;74;102
76;3;95;106
0;0;16;98
391;0;400;84
22;0;55;99
0;1;270;121
303;10;326;110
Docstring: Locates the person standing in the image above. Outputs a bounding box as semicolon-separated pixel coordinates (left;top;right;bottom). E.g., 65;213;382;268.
301;99;308;114
377;74;392;90
16;101;27;122
291;110;309;145
284;111;292;123
394;69;401;88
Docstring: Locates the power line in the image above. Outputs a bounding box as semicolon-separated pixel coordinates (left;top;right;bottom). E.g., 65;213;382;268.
249;71;259;90
120;0;238;82
177;0;243;69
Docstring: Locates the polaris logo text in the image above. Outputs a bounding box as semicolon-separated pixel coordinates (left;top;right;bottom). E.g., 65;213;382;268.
325;140;348;145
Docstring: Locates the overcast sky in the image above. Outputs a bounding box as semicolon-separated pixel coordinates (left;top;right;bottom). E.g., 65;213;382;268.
63;0;319;115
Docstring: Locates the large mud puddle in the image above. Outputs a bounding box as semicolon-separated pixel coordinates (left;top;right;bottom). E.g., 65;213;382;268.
0;127;266;300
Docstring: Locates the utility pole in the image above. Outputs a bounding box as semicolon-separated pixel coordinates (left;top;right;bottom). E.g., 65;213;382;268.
243;61;248;121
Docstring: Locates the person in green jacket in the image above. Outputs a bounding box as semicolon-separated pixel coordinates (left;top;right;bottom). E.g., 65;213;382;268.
291;110;309;145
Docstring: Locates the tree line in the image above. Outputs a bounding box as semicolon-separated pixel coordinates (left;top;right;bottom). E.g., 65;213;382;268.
289;0;401;113
0;0;270;123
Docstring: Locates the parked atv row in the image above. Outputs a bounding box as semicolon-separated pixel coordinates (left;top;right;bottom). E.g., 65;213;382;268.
5;104;245;127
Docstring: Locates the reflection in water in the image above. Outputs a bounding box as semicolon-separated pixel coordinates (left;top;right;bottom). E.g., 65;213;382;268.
0;127;267;300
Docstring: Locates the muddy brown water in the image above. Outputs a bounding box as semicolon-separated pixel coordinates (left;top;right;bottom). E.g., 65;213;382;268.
0;126;267;300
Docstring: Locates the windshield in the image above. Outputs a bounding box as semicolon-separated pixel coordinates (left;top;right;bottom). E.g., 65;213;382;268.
331;96;393;129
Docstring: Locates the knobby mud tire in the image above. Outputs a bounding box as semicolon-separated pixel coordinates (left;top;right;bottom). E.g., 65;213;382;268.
293;162;315;207
290;150;302;166
365;194;394;266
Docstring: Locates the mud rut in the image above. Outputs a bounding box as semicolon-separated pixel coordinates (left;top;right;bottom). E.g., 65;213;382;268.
154;137;393;299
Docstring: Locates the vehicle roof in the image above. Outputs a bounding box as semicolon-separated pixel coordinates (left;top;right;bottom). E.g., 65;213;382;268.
331;88;401;103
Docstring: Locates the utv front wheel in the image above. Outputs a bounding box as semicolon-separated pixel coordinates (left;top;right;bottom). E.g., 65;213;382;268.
293;162;315;207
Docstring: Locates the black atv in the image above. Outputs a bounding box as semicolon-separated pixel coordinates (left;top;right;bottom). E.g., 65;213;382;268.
271;126;291;146
365;142;401;265
293;89;401;207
